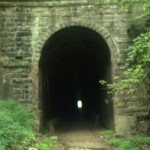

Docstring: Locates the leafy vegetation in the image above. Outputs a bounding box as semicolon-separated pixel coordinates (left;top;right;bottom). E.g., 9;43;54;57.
131;136;150;145
100;0;150;98
108;138;140;150
118;0;150;83
118;31;150;94
123;32;150;83
0;100;35;150
108;136;150;150
118;0;150;37
100;31;150;103
34;137;55;150
99;129;114;135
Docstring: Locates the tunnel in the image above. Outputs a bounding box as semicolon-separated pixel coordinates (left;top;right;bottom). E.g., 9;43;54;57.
39;26;114;132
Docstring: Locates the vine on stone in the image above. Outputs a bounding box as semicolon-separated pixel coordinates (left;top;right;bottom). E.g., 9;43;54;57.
99;1;150;101
100;31;150;100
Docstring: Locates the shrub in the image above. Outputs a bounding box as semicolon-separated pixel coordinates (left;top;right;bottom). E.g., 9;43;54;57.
0;99;35;150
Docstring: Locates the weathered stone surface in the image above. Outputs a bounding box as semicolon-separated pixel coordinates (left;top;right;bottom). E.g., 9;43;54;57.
28;148;38;150
123;107;148;113
0;1;125;102
116;102;126;107
136;120;150;135
0;0;149;135
51;136;58;141
115;115;137;135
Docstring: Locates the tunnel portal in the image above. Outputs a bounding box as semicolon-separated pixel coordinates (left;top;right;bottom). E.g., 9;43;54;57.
39;26;114;131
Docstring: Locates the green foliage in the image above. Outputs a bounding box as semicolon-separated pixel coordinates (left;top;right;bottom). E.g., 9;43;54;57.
0;100;35;150
131;136;150;145
99;80;116;91
108;136;150;150
118;0;150;80
108;138;141;150
34;137;55;150
100;31;150;96
120;32;150;92
126;32;150;66
99;130;114;135
118;0;150;37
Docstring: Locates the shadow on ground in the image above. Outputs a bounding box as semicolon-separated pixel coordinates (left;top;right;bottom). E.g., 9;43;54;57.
54;120;113;150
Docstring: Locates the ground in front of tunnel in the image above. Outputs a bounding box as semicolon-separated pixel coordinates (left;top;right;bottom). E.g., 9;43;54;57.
53;120;114;150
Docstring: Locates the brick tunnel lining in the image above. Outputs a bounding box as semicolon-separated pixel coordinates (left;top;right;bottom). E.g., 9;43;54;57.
39;26;114;131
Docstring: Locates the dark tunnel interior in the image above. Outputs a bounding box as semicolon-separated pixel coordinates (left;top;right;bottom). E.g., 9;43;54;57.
39;26;114;131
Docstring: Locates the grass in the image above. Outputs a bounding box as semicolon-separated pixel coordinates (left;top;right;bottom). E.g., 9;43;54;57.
108;136;150;150
34;136;56;150
108;139;141;150
131;136;150;145
99;129;115;135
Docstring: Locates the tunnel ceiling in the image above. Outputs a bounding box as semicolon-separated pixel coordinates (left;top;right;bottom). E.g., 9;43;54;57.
39;26;111;79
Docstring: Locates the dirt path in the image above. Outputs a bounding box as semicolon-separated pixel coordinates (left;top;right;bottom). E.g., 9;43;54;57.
53;120;113;150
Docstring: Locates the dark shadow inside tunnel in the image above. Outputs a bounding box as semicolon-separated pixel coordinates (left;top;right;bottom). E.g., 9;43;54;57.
39;26;114;132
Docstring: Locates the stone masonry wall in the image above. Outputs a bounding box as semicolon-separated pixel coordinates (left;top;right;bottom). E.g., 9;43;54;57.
0;0;148;134
0;0;129;102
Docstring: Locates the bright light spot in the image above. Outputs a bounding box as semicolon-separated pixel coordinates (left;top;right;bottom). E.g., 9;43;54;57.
77;100;82;109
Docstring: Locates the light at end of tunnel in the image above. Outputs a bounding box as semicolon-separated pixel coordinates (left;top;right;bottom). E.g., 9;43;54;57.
77;100;82;109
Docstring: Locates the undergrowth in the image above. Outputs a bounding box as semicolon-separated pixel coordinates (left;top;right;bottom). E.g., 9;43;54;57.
34;136;55;150
0;99;35;150
108;136;150;150
99;129;114;135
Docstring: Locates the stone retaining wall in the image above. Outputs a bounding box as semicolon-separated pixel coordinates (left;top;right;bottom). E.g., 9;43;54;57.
0;0;149;134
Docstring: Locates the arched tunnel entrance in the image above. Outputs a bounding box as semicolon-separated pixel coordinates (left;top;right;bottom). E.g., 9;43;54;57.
39;26;114;132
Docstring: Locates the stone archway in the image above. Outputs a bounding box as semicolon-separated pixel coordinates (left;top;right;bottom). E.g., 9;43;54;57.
37;20;120;67
38;24;120;132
